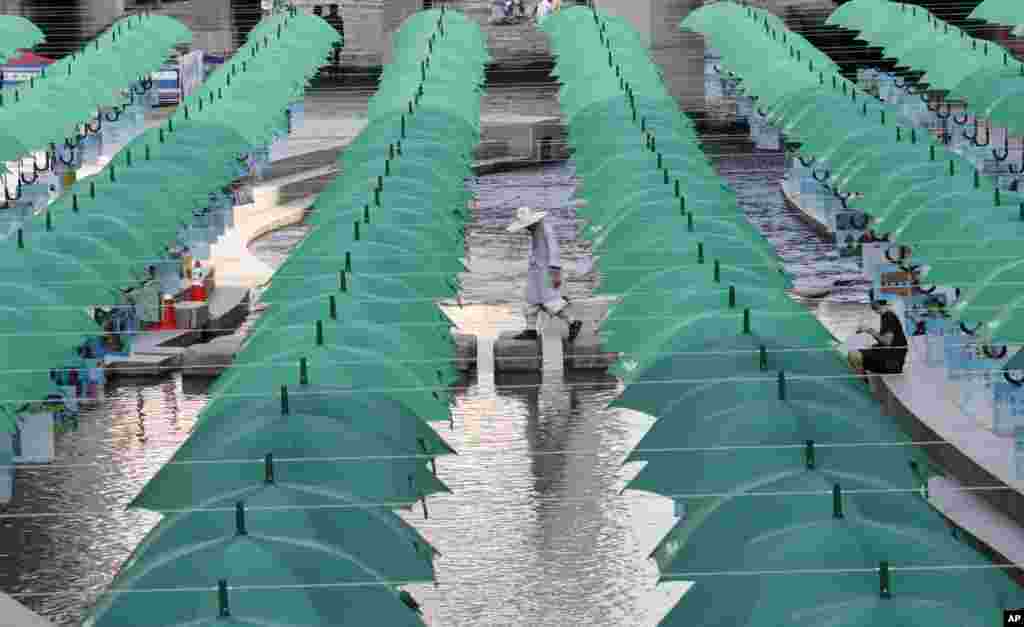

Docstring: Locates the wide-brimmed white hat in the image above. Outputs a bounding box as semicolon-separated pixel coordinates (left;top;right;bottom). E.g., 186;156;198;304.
506;206;546;232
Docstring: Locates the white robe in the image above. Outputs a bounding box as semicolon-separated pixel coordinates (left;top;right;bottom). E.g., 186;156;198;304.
526;219;562;305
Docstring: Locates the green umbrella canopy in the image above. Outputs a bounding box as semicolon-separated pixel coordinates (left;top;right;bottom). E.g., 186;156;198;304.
578;174;739;227
588;213;774;262
882;195;1024;246
129;404;448;513
310;202;466;243
215;340;455;425
260;268;458;308
596;233;781;277
0;245;112;307
0;14;190;160
610;326;853;395
947;66;1024;118
603;301;832;376
0;16;45;62
649;473;947;582
969;0;1024;28
18;229;138;292
625;397;913;497
232;318;457;382
0;290;96;407
274;242;464;283
114;482;438;587
659;513;1024;627
944;261;1024;342
188;388;453;465
84;531;427;627
609;318;865;406
250;292;455;337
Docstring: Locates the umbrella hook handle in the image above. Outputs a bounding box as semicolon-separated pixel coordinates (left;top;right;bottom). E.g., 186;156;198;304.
933;101;952;119
32;149;50;175
960;320;983;336
64;133;84;150
18;163;38;186
918;284;937;294
755;107;769;118
797;155;815;168
3;176;22;201
57;144;77;166
1004;369;1024;387
984;344;1008;359
951;109;970;126
84;109;102;134
893;76;909;89
811;166;830;182
1010;136;1024;175
884;245;911;266
908;83;928;97
103;107;123;123
963;118;990;147
993;134;1010;162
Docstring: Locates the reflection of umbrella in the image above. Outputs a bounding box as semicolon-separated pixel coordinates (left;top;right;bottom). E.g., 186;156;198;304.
86;529;428;627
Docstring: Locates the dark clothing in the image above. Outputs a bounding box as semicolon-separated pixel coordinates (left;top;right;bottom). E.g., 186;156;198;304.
861;310;908;374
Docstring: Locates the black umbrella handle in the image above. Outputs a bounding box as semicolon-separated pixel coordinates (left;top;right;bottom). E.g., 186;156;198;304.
1004;370;1024;387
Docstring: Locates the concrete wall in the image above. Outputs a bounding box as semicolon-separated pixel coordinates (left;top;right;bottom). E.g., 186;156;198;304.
82;0;125;39
292;0;390;66
188;0;234;54
0;0;24;14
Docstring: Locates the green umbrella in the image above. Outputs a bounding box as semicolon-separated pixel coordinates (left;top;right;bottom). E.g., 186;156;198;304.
116;481;438;585
129;394;448;513
657;480;1022;626
662;515;1024;626
969;0;1024;29
626;395;915;497
0;15;45;63
86;528;428;627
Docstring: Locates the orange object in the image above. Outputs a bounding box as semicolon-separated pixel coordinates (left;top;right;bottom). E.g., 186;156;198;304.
160;296;177;330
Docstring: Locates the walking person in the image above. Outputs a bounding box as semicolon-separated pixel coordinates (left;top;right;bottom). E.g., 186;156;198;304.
506;206;583;342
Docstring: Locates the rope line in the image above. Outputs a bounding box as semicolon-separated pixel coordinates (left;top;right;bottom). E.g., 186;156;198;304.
0;440;968;472
7;561;1022;600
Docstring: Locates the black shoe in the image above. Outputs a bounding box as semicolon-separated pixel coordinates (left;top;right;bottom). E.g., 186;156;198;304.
513;330;539;341
568;320;583;343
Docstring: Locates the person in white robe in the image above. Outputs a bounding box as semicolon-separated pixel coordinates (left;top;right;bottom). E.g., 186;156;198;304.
506;206;583;342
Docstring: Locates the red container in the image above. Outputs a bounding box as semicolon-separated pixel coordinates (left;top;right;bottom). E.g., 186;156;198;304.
190;283;207;301
160;297;178;330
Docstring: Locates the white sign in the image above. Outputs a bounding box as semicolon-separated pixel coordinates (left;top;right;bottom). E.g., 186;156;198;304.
179;51;205;99
12;412;54;463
